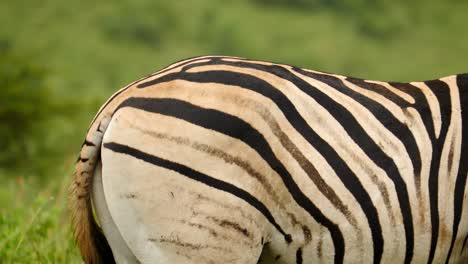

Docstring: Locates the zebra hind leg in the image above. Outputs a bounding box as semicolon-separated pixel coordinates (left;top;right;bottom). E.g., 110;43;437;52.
92;161;140;264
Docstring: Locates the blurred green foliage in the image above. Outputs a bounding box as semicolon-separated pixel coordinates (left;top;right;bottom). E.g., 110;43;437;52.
0;0;466;262
0;42;91;175
0;43;52;167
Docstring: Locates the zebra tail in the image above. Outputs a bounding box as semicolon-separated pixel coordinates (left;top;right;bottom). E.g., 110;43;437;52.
69;115;115;264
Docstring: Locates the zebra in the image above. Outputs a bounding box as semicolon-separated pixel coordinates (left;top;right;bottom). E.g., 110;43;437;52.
70;56;467;264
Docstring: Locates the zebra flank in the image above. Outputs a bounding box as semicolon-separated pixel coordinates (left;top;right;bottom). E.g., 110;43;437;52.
70;56;468;264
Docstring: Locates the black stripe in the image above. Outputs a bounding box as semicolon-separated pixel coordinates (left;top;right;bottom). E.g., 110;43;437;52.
82;140;96;147
461;234;468;255
296;247;303;264
424;79;452;264
103;141;292;241
346;77;413;107
91;56;222;126
139;61;386;263
147;56;238;79
445;74;468;263
116;97;345;263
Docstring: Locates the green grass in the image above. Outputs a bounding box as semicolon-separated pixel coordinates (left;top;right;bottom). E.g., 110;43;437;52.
0;0;467;262
0;171;81;263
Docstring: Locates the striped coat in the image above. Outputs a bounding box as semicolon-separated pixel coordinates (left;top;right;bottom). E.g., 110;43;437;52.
70;56;467;264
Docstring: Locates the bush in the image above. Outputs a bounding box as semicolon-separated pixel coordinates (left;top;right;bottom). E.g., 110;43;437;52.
0;42;54;168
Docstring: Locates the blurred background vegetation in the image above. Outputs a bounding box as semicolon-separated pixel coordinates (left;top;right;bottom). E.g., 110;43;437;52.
0;0;467;262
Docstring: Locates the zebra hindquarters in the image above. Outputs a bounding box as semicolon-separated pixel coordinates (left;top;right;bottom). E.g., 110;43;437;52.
97;107;270;264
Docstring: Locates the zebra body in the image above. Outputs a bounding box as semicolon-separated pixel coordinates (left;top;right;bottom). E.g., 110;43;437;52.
70;56;468;264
